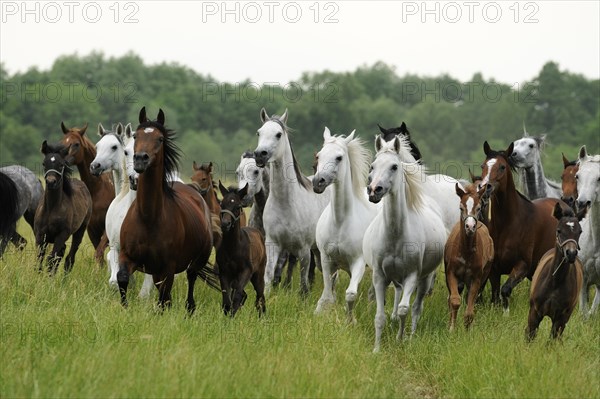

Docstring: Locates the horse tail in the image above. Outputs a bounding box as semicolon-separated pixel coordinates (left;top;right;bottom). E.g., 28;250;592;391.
0;172;20;238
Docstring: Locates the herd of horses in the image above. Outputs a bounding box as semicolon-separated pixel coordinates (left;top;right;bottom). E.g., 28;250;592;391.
0;106;598;352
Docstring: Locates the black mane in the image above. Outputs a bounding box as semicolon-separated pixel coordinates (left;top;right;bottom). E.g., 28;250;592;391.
378;122;423;161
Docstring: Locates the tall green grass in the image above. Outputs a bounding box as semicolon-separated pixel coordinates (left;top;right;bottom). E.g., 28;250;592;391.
1;222;599;398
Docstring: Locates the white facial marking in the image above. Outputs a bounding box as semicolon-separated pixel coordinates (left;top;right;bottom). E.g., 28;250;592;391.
466;197;474;215
566;222;574;230
50;156;55;162
480;159;497;186
144;128;153;133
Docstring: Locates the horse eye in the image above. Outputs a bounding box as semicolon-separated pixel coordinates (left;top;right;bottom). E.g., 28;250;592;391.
480;164;484;169
336;156;343;162
529;144;534;148
124;151;129;156
253;170;259;176
256;132;260;136
499;165;506;171
132;133;136;139
575;175;579;180
276;133;282;139
158;137;164;143
391;165;398;171
112;145;118;151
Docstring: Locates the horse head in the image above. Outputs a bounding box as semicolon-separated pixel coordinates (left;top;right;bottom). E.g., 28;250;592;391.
312;127;355;194
192;161;215;196
218;181;248;232
60;122;90;166
90;123;125;176
480;141;515;196
367;135;408;203
41;140;71;191
254;108;289;167
455;182;486;236
510;134;546;169
553;202;586;264
561;153;579;211
576;145;600;212
236;151;263;206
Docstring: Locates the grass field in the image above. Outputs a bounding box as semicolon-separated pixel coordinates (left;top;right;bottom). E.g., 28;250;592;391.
1;221;599;398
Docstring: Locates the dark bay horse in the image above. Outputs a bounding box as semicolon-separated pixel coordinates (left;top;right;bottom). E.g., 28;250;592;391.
217;182;266;316
0;165;43;255
61;122;114;263
118;107;218;312
561;153;579;210
377;122;422;161
444;183;494;330
190;161;223;250
34;141;92;274
527;203;585;341
480;141;567;310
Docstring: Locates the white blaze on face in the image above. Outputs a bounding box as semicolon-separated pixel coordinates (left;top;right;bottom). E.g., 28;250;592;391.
566;221;575;230
480;158;497;187
50;156;55;162
144;128;153;133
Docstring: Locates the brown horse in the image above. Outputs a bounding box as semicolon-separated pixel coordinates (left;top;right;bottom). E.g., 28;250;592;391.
118;107;218;312
217;181;266;316
561;153;579;210
527;203;585;341
190;161;223;250
35;141;92;274
61;122;113;263
444;183;494;330
480;141;567;310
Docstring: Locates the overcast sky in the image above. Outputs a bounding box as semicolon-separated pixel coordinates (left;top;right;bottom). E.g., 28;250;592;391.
1;1;599;85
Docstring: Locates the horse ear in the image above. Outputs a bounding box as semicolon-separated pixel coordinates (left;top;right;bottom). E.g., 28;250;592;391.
377;124;387;134
260;108;269;123
468;168;476;183
455;182;465;197
562;153;570;168
579;145;587;161
208;162;213;172
124;123;133;139
79;123;88;136
323;127;331;140
115;123;124;137
345;129;356;143
393;136;401;154
238;182;249;199
375;135;383;152
157;109;165;125
279;109;288;125
477;183;487;198
97;123;106;137
483;141;491;156
41;140;48;154
506;142;514;157
218;180;228;197
139;106;148;124
193;161;199;171
61;121;68;134
400;122;410;137
552;202;563;220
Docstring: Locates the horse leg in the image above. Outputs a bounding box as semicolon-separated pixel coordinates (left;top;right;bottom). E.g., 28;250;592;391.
390;283;402;322
117;256;131;308
9;230;27;251
263;238;280;293
579;279;590;318
464;276;483;329
36;241;48;272
218;273;232;316
489;270;501;306
272;249;288;287
345;258;366;324
410;274;431;336
550;318;566;340
590;284;600;315
64;221;87;273
298;248;312;297
283;254;297;289
309;250;318;286
315;254;336;314
138;274;155;299
232;269;253;317
153;272;174;310
446;267;461;331
501;261;529;312
250;271;266;316
397;272;418;340
94;232;109;266
185;267;198;315
47;233;68;275
372;269;388;353
526;306;542;342
107;244;119;289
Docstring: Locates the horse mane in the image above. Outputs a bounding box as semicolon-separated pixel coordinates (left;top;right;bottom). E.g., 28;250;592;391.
580;154;600;164
268;117;311;191
377;135;426;211
327;134;371;202
136;121;181;198
75;129;98;157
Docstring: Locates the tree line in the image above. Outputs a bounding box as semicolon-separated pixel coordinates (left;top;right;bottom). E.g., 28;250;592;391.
1;52;598;183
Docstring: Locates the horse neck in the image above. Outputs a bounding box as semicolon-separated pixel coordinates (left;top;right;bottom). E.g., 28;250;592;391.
76;146;103;194
458;224;478;256
587;200;600;245
136;163;164;220
114;157;130;200
254;185;268;211
222;218;242;247
330;160;354;222
490;172;521;223
521;157;548;198
43;184;64;210
549;245;571;282
269;140;302;200
383;176;410;235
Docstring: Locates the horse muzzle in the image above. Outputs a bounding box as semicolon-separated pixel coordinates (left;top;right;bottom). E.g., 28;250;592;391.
253;150;270;168
89;162;104;176
133;153;150;173
367;185;384;203
129;174;138;191
312;175;329;194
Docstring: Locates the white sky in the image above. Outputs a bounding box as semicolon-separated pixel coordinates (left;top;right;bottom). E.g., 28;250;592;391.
1;0;599;85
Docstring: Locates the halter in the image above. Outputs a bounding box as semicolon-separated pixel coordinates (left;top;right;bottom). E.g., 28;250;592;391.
44;165;66;183
552;235;580;276
198;186;209;196
220;208;241;223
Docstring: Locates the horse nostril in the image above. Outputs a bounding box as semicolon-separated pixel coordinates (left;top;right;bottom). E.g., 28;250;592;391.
374;186;383;194
319;178;325;185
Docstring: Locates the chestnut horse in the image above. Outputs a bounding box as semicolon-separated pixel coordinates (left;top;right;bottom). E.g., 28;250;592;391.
527;203;585;341
444;183;494;330
561;153;579;210
35;141;92;274
61;122;113;263
480;141;566;311
217;182;266;316
190;161;224;250
117;107;218;312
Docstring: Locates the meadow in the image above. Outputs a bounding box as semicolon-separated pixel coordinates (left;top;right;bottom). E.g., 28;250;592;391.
1;221;599;399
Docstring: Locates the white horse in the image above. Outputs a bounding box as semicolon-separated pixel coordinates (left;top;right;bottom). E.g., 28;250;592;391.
253;108;330;294
363;135;447;352
91;123;154;297
313;127;379;322
576;145;600;317
510;130;562;199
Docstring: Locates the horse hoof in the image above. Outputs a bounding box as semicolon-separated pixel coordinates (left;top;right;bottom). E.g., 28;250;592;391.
398;305;409;317
345;291;357;303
